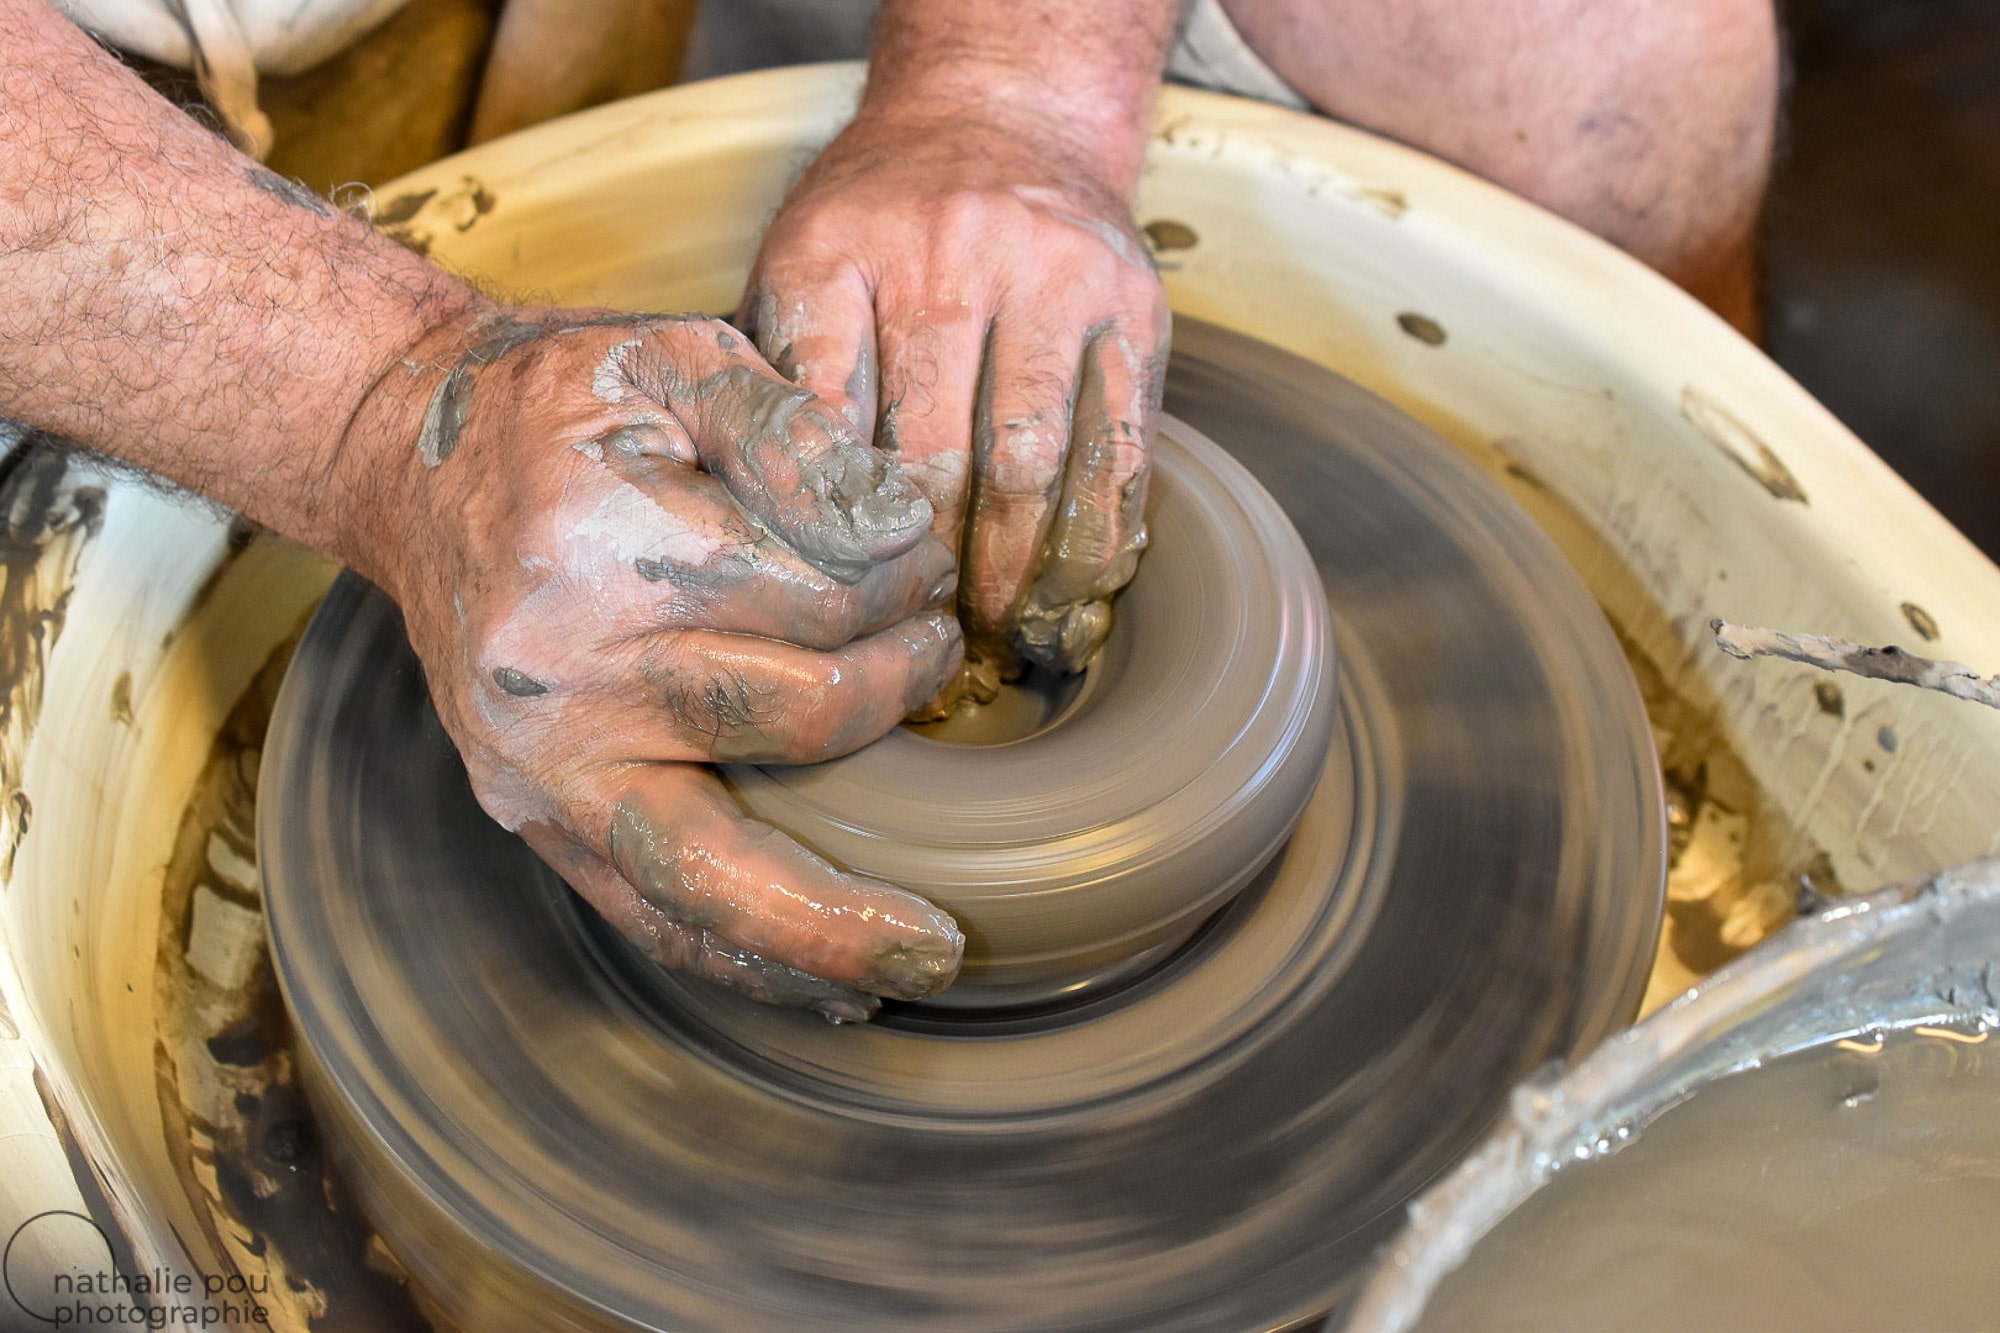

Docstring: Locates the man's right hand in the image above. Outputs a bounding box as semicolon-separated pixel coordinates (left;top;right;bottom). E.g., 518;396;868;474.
336;307;969;1021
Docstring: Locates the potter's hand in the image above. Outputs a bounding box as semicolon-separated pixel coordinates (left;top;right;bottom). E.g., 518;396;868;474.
345;309;967;1021
743;108;1169;712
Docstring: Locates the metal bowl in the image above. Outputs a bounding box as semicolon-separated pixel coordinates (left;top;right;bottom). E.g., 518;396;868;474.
1348;857;2000;1333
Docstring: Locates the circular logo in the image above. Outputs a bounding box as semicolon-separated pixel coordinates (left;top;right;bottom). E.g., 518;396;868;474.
4;1210;118;1324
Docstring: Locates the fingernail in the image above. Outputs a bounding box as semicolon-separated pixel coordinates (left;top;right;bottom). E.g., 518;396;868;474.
864;919;964;1001
901;610;961;648
848;468;932;542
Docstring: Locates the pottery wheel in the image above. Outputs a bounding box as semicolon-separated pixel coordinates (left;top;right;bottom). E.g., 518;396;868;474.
260;318;1665;1330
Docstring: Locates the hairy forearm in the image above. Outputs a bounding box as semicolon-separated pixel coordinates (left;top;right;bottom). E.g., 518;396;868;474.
860;0;1180;193
0;0;487;560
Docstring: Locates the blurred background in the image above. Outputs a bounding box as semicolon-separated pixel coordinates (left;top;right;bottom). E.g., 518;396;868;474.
1764;0;2000;557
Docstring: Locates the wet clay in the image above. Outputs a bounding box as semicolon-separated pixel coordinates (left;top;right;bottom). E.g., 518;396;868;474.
724;411;1333;1001
1716;618;2000;711
258;317;1662;1330
1418;1026;2000;1332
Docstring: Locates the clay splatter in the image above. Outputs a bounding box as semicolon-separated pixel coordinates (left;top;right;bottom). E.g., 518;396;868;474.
0;442;106;879
1714;619;2000;710
368;175;495;255
492;667;548;698
244;167;334;219
1351;185;1410;219
447;176;498;232
1900;601;1940;641
1681;388;1808;504
1397;312;1447;346
369;188;437;227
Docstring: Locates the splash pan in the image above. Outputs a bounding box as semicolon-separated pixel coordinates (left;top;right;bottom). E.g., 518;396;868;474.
259;319;1664;1329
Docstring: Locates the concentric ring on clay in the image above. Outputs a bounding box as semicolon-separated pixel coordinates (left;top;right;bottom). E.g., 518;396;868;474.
725;414;1336;1003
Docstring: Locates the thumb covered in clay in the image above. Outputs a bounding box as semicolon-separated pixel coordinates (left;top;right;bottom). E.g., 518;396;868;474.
595;327;937;585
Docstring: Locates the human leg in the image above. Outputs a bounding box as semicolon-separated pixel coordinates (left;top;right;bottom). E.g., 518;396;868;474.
1216;0;1780;335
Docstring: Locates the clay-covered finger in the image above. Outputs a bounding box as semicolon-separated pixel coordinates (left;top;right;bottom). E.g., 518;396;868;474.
616;612;963;764
739;273;881;439
593;322;930;582
1015;323;1161;675
684;361;929;585
521;826;880;1022
869;300;988;550
516;445;954;651
609;465;958;650
594;765;964;999
958;321;1083;676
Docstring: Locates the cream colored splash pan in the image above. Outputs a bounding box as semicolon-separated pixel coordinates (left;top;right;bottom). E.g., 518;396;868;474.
3;63;1996;1323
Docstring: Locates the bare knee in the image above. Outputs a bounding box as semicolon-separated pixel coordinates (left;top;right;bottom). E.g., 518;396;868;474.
1223;0;1779;333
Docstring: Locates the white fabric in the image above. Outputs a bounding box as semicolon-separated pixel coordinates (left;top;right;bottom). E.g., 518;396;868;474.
53;0;413;157
1168;0;1310;110
54;0;410;75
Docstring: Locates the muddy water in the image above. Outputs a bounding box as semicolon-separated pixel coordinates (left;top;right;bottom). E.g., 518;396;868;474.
1418;1025;2000;1332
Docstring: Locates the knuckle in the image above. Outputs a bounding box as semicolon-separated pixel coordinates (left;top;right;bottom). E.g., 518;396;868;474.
469;617;561;699
935;190;1006;246
803;656;850;701
739;663;842;760
760;564;858;648
463;759;554;834
789;706;846;763
1081;431;1149;485
782;200;861;255
1117;246;1171;291
647;585;724;629
981;424;1065;498
677;314;733;344
902;446;970;505
661;668;781;752
802;587;865;649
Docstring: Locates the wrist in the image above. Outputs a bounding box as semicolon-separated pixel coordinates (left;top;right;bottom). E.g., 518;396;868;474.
326;288;500;597
854;59;1156;197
